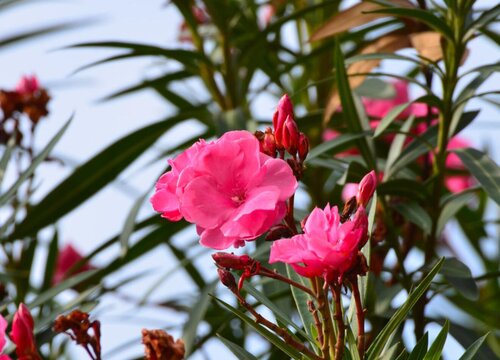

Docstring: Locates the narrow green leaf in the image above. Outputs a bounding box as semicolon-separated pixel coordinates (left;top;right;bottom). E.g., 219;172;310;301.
346;326;361;360
286;265;318;350
183;281;217;355
377;179;427;202
217;335;259;360
367;8;454;41
244;283;312;343
440;258;478;300
214;296;304;360
0;134;16;186
423;320;449;360
307;133;366;161
454;148;500;206
119;191;150;257
393;202;432;234
0;118;71;207
8;110;204;241
374;102;412;138
367;258;444;360
458;332;490;360
408;333;428;360
385;115;415;177
40;229;59;292
334;41;376;170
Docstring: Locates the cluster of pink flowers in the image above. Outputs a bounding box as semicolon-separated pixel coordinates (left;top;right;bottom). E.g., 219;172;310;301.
151;94;376;282
0;304;40;360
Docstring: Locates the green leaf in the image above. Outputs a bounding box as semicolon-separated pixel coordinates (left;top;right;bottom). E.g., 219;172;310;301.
377;179;427;202
0;133;16;187
334;41;376;170
458;333;490;360
384;114;415;177
454;148;500;206
8;110;204;241
286;265;318;350
436;191;474;235
119;191;150;257
374;102;412;138
217;335;259;360
367;258;445;360
214;296;304;360
465;5;500;40
408;333;428;360
244;283;312;343
0;118;71;207
440;258;478;300
423;320;449;360
183;281;217;356
307;133;367;161
367;8;454;41
40;229;59;292
393;202;432;234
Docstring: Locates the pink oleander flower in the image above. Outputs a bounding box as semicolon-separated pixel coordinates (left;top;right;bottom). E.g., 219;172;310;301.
10;304;41;360
260;4;275;26
151;131;298;250
270;205;368;281
357;170;377;207
0;315;11;360
53;244;95;285
363;80;430;119
445;137;474;193
341;183;358;202
15;75;40;96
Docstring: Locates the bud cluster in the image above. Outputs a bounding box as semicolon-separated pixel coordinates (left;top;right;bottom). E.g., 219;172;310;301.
213;252;261;291
142;329;185;360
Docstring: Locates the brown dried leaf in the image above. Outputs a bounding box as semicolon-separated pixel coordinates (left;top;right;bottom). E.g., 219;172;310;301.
410;31;443;62
323;32;411;124
310;0;415;42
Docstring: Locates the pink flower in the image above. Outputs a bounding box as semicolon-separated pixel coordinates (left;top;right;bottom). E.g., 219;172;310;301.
53;244;95;285
15;75;40;96
357;170;377;207
151;131;298;250
10;304;41;360
270;205;368;281
341;183;358;202
0;316;11;360
363;80;430;119
445;137;474;192
260;4;275;26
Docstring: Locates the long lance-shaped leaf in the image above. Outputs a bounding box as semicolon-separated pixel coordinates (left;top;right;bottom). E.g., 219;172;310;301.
214;296;304;360
0;133;16;187
423;320;449;360
408;333;429;360
366;258;444;360
7;109;205;241
454;148;500;206
458;332;490;360
217;335;259;360
333;41;376;170
0;118;71;207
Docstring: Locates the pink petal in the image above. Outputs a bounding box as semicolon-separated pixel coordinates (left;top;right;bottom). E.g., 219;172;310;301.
199;228;240;250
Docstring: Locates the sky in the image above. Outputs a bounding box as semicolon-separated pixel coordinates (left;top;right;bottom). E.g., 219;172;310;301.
0;0;498;359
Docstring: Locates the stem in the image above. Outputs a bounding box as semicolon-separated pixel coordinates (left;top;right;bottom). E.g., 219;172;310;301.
308;300;324;348
233;291;322;360
331;284;345;360
314;278;335;360
259;267;316;298
350;278;365;358
286;194;299;235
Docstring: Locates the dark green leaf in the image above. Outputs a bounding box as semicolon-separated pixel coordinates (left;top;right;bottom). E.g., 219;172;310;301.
454;148;500;206
440;258;478;300
458;333;490;360
423;320;448;360
393;202;432;234
408;333;428;360
217;335;259;360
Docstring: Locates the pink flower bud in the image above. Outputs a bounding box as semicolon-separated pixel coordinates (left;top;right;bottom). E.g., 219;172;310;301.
273;94;294;147
15;75;40;95
356;170;377;207
217;268;237;292
10;304;41;360
298;132;309;162
53;244;95;285
255;128;276;157
212;252;253;270
282;116;299;156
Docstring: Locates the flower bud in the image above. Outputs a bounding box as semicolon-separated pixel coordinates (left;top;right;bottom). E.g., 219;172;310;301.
298;132;309;162
255;128;276;157
356;170;377;207
217;268;237;292
15;75;40;95
273;94;294;147
212;252;253;270
352;206;369;249
282;116;299;156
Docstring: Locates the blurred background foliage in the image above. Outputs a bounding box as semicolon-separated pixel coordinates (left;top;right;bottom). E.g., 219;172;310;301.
0;0;498;359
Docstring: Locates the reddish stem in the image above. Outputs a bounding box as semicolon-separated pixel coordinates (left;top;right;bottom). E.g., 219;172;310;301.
259;267;316;298
351;278;365;358
331;284;345;360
